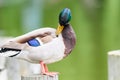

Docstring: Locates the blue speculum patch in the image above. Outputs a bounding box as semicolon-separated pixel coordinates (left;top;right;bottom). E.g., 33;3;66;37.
27;38;40;47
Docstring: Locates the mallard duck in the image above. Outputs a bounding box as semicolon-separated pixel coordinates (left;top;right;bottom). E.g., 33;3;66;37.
0;8;76;76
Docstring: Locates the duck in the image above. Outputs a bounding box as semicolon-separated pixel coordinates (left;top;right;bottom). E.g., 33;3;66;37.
0;8;76;76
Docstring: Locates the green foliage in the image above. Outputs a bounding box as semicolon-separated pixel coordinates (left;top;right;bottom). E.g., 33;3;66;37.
0;5;23;36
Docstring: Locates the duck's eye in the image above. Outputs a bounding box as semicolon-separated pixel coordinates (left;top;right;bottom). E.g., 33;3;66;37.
27;38;40;47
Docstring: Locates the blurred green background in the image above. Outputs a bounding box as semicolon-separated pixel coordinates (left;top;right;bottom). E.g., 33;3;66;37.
0;0;120;80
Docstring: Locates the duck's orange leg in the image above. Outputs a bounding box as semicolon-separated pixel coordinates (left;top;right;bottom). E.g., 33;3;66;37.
40;61;58;76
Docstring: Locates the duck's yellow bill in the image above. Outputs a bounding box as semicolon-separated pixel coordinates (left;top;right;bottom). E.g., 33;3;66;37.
56;25;64;36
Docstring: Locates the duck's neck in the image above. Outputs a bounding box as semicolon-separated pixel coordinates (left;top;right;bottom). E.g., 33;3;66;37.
62;24;76;57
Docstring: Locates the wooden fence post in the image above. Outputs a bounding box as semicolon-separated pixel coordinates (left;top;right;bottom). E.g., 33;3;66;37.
21;74;58;80
108;50;120;80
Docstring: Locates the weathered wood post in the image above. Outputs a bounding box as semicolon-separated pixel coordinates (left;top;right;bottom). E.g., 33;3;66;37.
21;74;58;80
108;50;120;80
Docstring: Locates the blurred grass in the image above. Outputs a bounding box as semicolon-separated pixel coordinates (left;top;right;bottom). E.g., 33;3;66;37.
0;5;23;36
0;0;120;80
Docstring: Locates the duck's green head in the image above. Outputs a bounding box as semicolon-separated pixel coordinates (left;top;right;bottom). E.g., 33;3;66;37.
56;8;71;36
59;8;71;26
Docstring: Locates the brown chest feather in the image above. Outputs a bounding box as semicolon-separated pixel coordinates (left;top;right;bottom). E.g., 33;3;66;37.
62;24;76;57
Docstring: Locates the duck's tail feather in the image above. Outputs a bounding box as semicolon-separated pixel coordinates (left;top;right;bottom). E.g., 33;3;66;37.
0;47;21;57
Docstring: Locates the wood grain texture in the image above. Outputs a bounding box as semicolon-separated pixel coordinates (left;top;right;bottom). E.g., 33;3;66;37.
21;74;58;80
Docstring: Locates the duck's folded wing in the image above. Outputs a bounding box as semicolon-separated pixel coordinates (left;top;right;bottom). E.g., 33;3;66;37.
11;28;56;43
